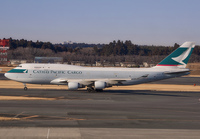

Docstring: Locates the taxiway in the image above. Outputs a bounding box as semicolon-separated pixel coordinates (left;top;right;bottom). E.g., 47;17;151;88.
0;88;200;138
1;73;200;138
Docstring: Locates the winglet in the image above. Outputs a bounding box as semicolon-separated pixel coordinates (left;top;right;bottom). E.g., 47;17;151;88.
156;42;195;68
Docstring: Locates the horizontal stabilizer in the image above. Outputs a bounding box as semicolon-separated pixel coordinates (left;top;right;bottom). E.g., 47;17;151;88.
164;69;190;74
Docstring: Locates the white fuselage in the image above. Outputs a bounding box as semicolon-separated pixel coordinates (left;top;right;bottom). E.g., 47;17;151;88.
4;63;189;86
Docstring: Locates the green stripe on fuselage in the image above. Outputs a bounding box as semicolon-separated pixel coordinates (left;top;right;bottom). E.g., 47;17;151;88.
7;69;28;73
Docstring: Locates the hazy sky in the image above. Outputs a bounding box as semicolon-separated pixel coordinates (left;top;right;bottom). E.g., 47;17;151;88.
1;0;200;45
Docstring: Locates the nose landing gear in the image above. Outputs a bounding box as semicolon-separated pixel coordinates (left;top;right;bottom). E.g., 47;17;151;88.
23;83;28;91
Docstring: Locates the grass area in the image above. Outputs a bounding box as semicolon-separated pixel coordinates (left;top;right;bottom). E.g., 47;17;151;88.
0;67;14;73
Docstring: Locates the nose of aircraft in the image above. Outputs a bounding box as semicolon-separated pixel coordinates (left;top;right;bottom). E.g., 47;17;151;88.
4;73;9;79
4;69;15;80
4;72;12;80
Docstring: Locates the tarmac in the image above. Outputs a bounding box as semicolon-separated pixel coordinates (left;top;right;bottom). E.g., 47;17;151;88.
1;73;200;138
0;88;200;138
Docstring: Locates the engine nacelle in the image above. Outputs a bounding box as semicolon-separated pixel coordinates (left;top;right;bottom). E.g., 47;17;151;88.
94;81;106;89
68;82;85;90
67;82;78;90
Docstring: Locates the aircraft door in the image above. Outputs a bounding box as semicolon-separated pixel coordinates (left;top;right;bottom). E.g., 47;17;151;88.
43;65;50;83
29;73;32;78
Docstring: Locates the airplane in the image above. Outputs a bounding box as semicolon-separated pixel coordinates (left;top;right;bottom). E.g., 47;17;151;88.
4;42;195;92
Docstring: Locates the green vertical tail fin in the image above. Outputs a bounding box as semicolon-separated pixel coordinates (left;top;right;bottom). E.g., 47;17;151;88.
156;42;195;68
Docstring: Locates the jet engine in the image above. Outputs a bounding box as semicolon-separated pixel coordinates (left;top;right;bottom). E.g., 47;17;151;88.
94;81;106;89
68;82;84;90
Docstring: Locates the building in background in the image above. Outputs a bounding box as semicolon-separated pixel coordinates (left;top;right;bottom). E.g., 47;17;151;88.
9;59;27;66
0;39;9;65
34;57;63;63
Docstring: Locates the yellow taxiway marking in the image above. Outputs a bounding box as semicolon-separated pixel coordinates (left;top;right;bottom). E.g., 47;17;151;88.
0;96;56;100
0;117;20;121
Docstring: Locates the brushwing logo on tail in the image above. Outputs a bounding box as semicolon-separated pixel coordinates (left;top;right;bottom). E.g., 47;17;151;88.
171;47;192;66
157;42;195;67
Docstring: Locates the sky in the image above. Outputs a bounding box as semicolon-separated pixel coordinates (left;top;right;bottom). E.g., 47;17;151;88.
1;0;200;46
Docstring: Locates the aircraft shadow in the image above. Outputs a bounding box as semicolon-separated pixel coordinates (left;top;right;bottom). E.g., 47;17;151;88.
1;88;198;98
102;89;191;97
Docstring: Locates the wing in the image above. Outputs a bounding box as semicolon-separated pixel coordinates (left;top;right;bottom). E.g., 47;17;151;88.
50;78;131;86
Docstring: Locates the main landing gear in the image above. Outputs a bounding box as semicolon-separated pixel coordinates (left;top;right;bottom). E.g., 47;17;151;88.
87;87;94;92
87;87;103;92
23;83;28;91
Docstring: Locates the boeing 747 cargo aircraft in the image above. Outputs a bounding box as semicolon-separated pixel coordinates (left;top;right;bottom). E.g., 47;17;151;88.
5;42;195;92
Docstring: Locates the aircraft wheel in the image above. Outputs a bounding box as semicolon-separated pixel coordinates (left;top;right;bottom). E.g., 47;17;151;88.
24;87;28;91
95;89;103;92
87;87;94;92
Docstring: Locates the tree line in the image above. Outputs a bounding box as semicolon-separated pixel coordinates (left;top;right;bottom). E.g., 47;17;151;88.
8;38;103;53
4;38;200;65
8;38;200;56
